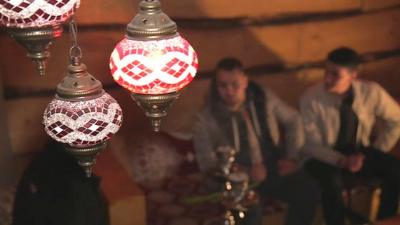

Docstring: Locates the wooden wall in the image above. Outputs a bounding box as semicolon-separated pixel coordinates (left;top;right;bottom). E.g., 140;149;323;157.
1;0;400;155
0;72;13;184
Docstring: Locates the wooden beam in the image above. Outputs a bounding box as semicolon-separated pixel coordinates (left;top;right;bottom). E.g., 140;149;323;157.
71;4;400;29
3;48;400;100
0;70;15;184
362;0;400;11
298;8;400;63
0;25;302;89
0;2;397;31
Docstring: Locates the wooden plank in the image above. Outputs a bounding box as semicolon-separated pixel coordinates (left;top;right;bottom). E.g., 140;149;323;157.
75;0;361;24
5;96;52;155
75;0;135;25
0;24;302;89
0;71;31;186
160;0;362;19
2;8;400;90
0;31;119;92
94;150;146;225
239;25;301;65
3;9;400;92
362;0;400;11
299;8;400;63
360;56;400;97
184;23;302;73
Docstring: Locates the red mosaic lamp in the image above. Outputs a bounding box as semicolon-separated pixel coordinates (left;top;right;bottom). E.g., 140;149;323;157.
43;22;123;176
109;0;198;132
0;0;80;76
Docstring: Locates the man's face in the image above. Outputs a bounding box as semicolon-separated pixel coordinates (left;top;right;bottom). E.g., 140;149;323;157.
324;62;357;94
216;69;248;109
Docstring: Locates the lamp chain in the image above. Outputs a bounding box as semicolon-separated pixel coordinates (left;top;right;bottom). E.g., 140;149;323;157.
69;19;82;60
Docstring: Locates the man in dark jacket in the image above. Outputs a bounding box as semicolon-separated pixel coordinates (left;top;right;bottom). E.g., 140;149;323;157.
193;57;319;225
12;140;109;225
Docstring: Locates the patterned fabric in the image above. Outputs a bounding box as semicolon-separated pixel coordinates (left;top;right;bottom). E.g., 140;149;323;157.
122;133;285;225
0;0;80;27
146;174;225;225
43;93;122;147
129;135;184;189
110;35;198;94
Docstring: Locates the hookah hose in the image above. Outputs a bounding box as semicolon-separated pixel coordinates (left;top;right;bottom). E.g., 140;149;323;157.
181;182;260;204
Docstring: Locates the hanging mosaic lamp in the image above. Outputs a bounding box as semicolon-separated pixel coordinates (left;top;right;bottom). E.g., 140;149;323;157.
43;56;123;176
0;0;80;76
43;28;123;176
109;0;198;132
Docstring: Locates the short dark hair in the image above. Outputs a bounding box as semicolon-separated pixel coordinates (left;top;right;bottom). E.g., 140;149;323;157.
327;47;361;69
215;57;244;72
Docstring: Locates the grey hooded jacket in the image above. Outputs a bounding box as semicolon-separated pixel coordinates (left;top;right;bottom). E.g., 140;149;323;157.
193;87;304;172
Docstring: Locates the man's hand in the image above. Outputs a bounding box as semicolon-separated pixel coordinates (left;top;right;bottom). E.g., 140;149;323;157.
337;153;365;173
347;153;365;173
278;158;298;176
250;163;267;182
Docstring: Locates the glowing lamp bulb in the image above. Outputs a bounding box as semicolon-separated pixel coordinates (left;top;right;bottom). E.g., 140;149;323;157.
109;35;198;95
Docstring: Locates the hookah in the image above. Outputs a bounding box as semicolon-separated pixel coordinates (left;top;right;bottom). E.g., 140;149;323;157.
214;146;259;225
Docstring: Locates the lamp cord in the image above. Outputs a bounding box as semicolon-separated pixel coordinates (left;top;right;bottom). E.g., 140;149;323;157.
69;19;82;60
